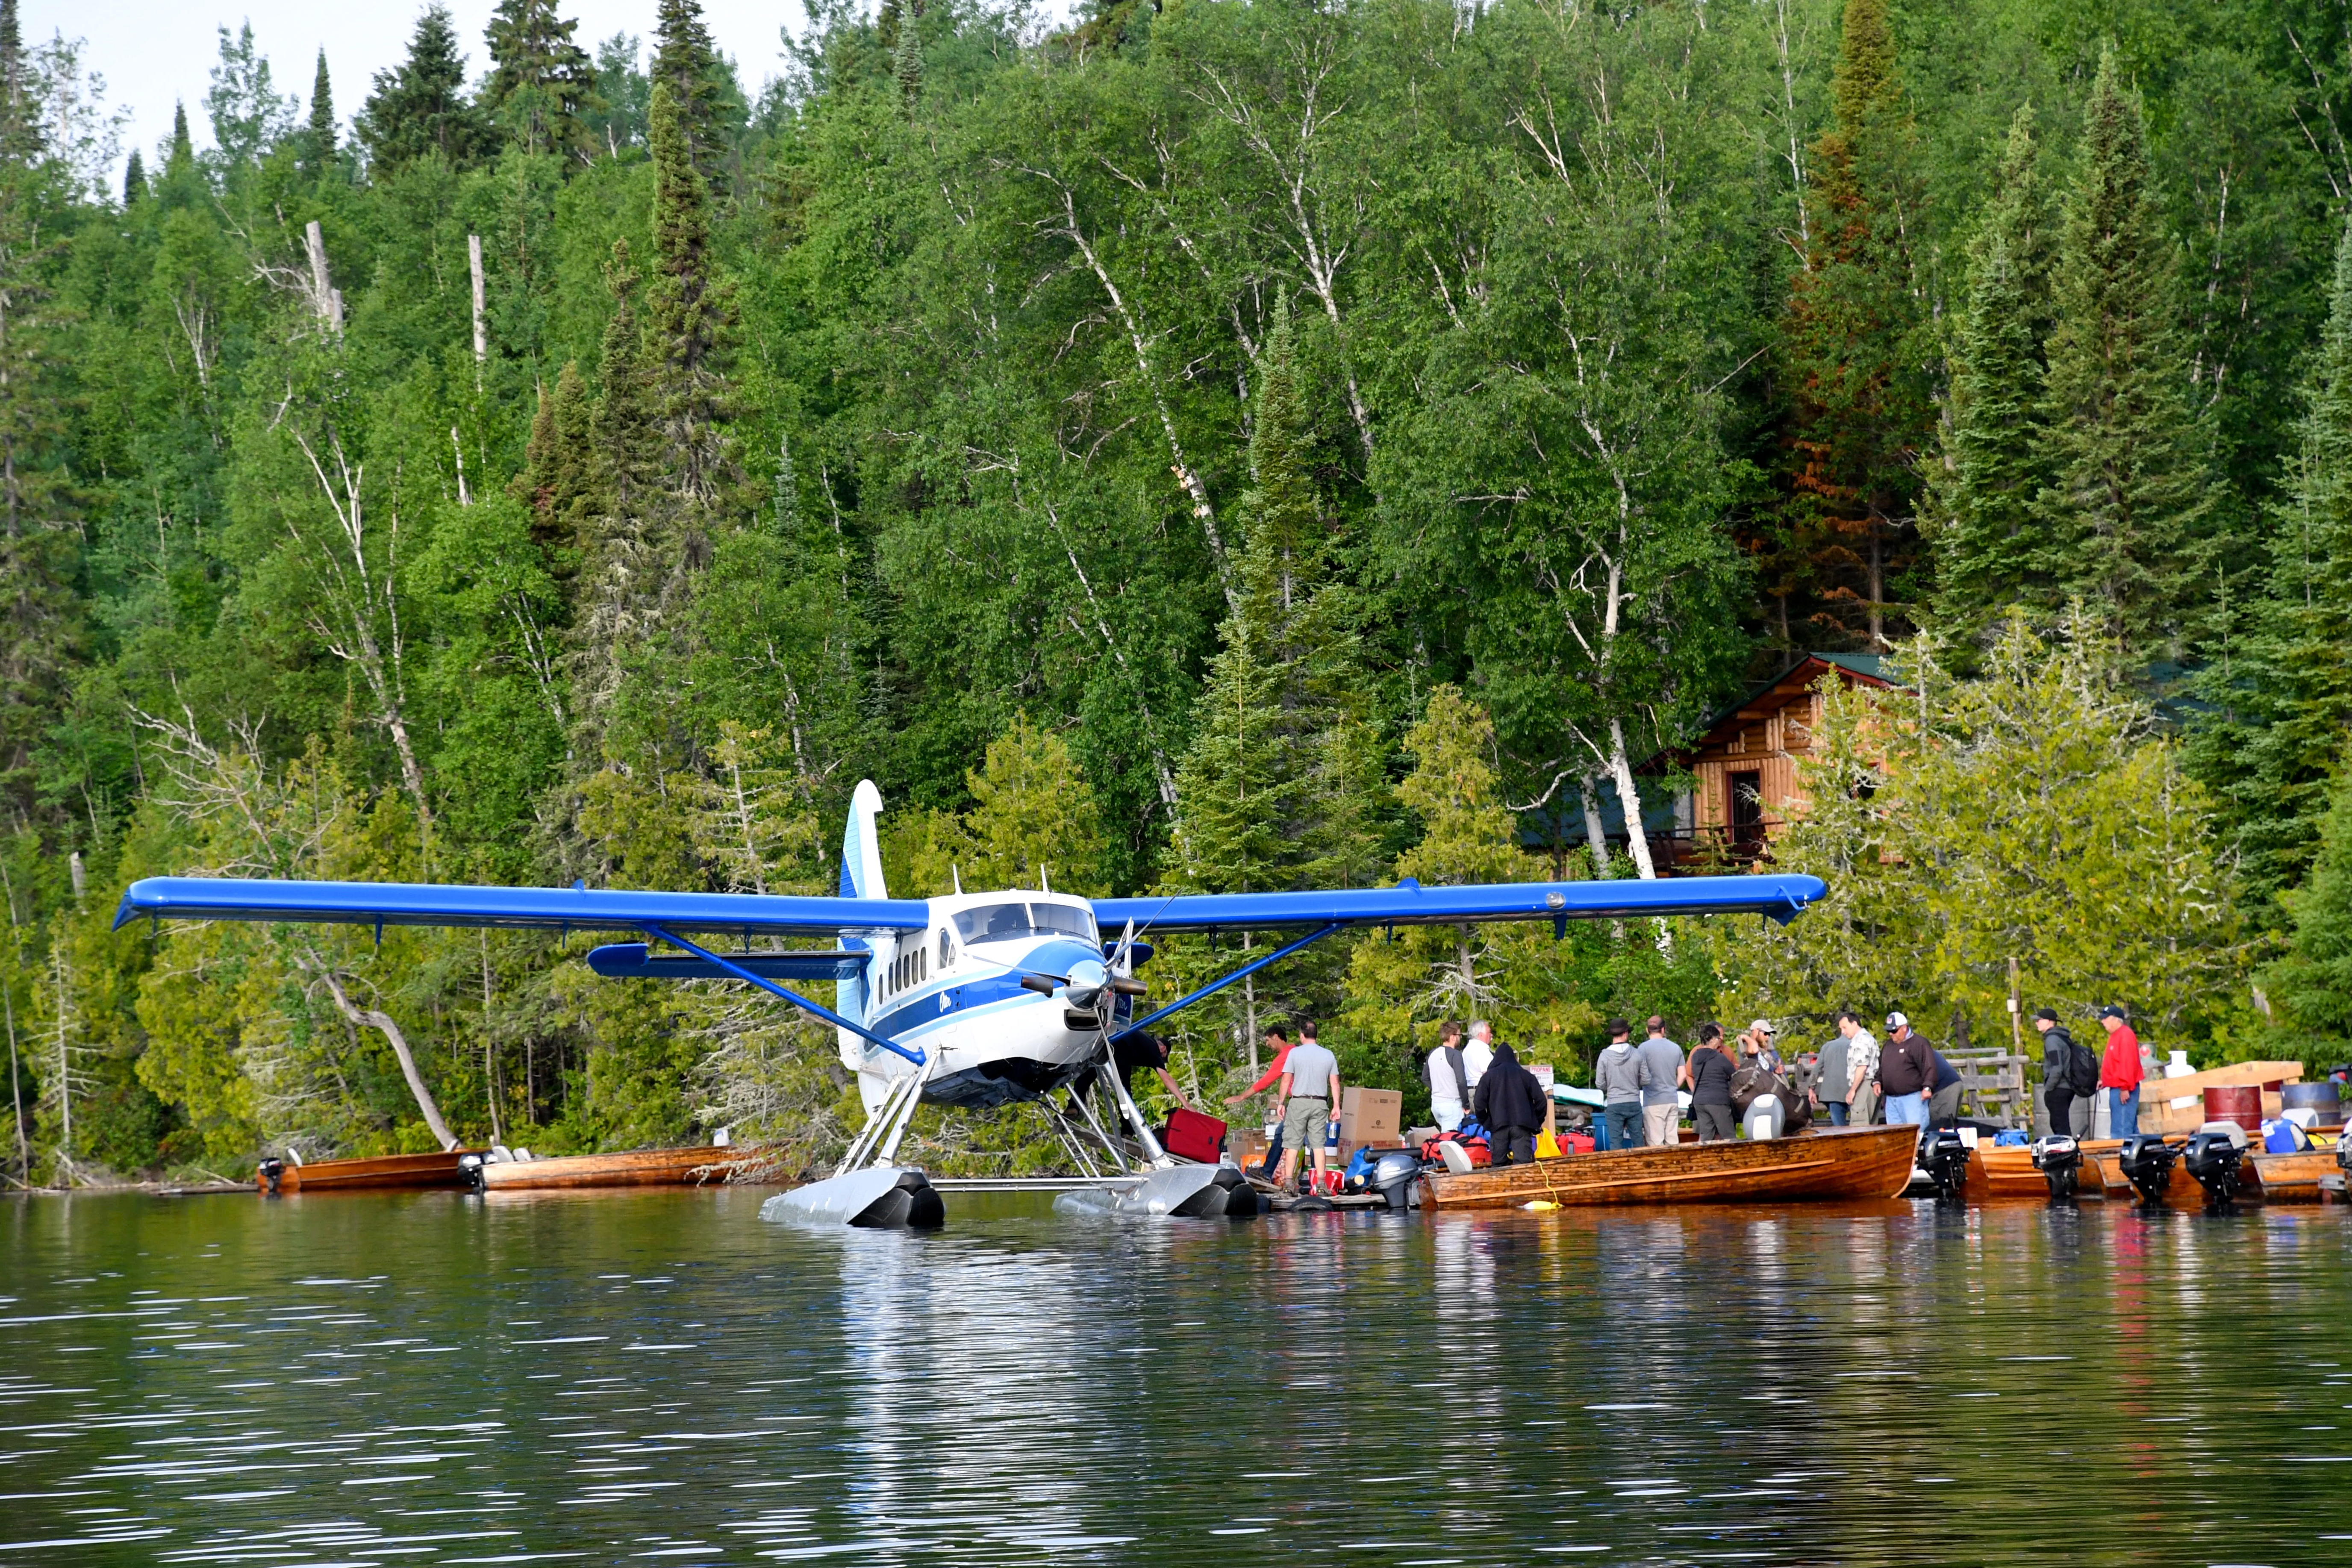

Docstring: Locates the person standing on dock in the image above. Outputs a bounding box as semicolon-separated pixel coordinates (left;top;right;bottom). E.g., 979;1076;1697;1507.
2035;1009;2085;1136
1928;1049;1964;1127
1225;1023;1294;1177
1272;1024;1341;1193
1880;1013;1935;1128
2097;1006;2143;1138
1425;1021;1472;1134
1816;1029;1853;1126
1684;1024;1739;1142
1637;1017;1685;1147
1473;1041;1546;1166
1596;1020;1645;1150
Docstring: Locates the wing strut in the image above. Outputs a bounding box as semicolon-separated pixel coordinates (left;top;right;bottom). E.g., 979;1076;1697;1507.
1110;922;1344;1043
643;923;923;1066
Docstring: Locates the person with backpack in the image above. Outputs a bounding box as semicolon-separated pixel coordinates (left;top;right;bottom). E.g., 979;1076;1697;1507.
1424;1020;1472;1134
1595;1019;1646;1151
2034;1009;2092;1137
1473;1040;1547;1166
1683;1023;1740;1142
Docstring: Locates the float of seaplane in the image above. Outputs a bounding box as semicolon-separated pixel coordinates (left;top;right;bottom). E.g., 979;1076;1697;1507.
114;780;1827;1228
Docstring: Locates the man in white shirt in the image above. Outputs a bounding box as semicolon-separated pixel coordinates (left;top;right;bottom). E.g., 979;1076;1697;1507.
1463;1020;1495;1097
1426;1020;1472;1133
1837;1010;1881;1126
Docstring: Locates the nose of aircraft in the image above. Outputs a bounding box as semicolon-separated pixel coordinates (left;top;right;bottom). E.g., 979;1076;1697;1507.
1063;956;1110;1009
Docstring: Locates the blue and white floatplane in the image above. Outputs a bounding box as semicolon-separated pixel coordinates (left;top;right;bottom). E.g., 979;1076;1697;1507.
113;780;1825;1227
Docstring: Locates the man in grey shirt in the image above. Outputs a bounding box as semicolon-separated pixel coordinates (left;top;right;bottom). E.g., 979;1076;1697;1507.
1595;1019;1645;1150
1272;1026;1341;1193
1637;1016;1685;1147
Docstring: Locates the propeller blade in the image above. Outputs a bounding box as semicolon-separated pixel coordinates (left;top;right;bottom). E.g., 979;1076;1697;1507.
1111;919;1136;976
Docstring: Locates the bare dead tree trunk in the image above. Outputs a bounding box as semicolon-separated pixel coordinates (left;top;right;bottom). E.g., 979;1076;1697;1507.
315;966;456;1150
305;221;344;334
468;233;487;379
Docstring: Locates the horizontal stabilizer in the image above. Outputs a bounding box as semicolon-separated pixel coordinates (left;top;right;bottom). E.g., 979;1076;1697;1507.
587;942;869;982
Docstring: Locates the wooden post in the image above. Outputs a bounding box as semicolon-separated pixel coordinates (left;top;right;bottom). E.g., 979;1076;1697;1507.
2009;955;2028;1133
468;234;487;376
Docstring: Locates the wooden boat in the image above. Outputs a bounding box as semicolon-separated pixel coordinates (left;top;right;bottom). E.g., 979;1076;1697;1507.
475;1144;764;1191
2247;1149;2339;1204
259;1149;476;1194
1421;1124;1919;1209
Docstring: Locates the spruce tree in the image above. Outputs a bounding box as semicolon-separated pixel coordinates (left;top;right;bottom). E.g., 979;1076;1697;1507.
644;80;738;508
1928;104;2055;652
515;361;598;560
484;0;600;160
893;3;924;110
0;0;36;165
651;0;727;190
165;102;194;180
1778;0;1931;651
2270;768;2352;1044
358;5;495;172
302;50;336;179
121;149;145;206
2036;46;2212;653
2191;215;2352;908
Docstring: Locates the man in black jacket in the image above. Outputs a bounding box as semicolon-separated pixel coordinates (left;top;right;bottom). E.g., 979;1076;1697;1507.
2035;1009;2085;1136
1473;1041;1548;1166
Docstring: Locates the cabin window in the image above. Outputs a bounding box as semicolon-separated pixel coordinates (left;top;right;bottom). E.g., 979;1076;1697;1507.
939;930;952;968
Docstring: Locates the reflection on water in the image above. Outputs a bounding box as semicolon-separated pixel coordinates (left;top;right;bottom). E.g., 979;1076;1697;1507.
3;1189;2349;1565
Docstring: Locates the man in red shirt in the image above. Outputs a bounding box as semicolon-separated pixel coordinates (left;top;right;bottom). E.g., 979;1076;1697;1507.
2097;1006;2143;1137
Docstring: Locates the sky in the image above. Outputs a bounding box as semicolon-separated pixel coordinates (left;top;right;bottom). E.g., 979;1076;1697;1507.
24;0;815;181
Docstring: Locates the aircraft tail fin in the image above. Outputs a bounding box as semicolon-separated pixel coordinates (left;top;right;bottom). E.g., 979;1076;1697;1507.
839;780;889;902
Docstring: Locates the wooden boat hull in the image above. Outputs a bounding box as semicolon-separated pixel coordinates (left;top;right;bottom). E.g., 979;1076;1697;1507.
2247;1150;2338;1204
1422;1124;1919;1209
477;1144;761;1190
264;1150;475;1193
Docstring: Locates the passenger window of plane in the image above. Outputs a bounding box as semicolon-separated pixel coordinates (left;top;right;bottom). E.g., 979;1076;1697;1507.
938;930;951;968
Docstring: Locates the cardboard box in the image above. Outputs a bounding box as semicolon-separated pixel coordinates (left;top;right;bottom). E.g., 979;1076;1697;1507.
1339;1087;1403;1145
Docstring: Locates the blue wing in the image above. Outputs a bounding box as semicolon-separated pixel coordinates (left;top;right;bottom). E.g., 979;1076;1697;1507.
112;877;931;939
586;942;870;981
1092;873;1826;933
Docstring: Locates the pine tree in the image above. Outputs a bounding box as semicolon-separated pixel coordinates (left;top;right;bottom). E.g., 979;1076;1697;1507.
302;50;337;179
514;361;598;559
2036;46;2212;654
2190;215;2352;908
358;5;495;172
0;6;78;818
484;0;600;160
651;0;727;190
644;80;738;508
2269;768;2352;1043
893;2;924;110
1928;104;2055;652
165;101;194;180
1778;0;1931;651
121;149;145;206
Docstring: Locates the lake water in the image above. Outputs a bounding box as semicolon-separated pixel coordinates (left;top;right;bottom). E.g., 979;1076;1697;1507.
3;1188;2348;1565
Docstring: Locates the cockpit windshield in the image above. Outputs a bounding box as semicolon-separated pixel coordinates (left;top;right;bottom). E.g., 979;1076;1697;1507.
951;902;1097;944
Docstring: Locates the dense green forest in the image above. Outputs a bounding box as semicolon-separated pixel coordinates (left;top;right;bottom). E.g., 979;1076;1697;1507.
4;0;2352;1182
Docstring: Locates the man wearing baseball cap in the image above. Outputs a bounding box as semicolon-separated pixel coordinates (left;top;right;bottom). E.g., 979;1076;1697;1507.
1879;1011;1936;1129
2096;1005;2143;1137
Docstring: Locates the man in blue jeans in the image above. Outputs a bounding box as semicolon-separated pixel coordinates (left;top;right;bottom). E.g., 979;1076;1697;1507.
1595;1018;1646;1150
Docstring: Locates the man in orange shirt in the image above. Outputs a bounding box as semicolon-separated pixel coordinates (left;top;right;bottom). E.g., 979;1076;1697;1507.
2097;1005;2143;1138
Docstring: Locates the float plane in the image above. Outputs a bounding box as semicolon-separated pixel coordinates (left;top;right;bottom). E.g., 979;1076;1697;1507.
115;781;1826;1227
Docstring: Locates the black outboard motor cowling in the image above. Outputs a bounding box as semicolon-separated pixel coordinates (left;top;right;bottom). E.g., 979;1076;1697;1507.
257;1156;284;1196
1366;1149;1425;1212
2116;1135;2181;1206
1920;1128;1971;1202
2030;1135;2082;1200
2183;1127;2247;1207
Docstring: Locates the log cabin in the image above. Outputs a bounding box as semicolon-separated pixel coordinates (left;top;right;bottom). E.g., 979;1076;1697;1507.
1640;653;1894;870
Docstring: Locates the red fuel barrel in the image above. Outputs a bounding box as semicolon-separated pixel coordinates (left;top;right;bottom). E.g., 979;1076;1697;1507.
2203;1084;2262;1133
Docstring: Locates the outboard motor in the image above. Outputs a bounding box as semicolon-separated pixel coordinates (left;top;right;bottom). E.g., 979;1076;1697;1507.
1366;1148;1426;1212
1919;1127;1971;1203
2183;1124;2248;1207
256;1156;284;1196
2116;1134;2182;1206
2030;1135;2082;1200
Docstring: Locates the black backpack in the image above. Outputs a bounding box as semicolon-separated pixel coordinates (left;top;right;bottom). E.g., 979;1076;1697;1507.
2068;1042;2100;1097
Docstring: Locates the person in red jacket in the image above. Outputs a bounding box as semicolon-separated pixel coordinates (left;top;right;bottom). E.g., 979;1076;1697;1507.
2097;1006;2143;1137
1225;1024;1295;1178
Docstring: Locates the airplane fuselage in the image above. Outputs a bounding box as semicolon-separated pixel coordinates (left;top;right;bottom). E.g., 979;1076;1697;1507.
842;891;1128;1112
